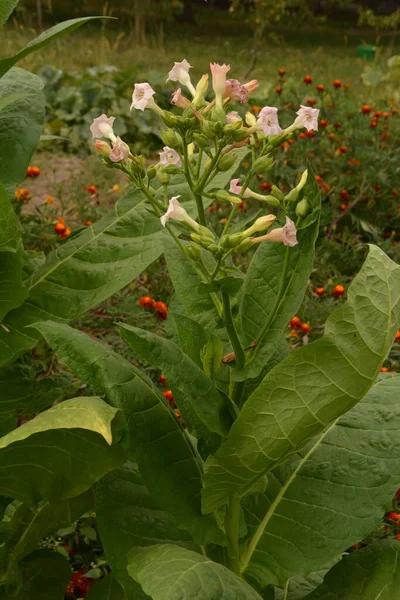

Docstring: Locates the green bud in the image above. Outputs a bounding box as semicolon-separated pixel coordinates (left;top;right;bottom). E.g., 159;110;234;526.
159;128;182;149
271;185;284;201
232;128;250;142
184;244;202;261
296;198;309;217
131;155;146;178
193;133;210;149
285;169;309;204
147;165;157;180
223;121;242;135
220;232;244;249
215;190;241;204
190;233;213;250
261;195;281;207
232;238;254;253
162;112;183;129
156;169;170;185
252;155;275;175
210;106;227;124
200;120;217;139
198;225;215;242
160;164;181;175
217;152;237;172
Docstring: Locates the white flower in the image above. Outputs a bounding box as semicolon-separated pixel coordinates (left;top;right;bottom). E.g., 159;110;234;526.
295;105;320;132
167;59;196;97
109;137;130;163
90;114;117;143
159;146;182;168
160;196;199;231
254;216;298;246
226;111;241;125
257;107;282;136
131;83;156;111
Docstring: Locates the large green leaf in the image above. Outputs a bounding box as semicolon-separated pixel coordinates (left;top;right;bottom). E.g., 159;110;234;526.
96;462;197;597
241;375;400;589
119;323;233;438
33;321;224;545
0;550;71;600
0;17;113;78
127;544;263;600
0;189;165;367
0;182;21;253
237;171;320;380
202;245;400;514
303;540;400;599
0;68;45;192
0;0;18;25
0;397;125;503
86;574;126;600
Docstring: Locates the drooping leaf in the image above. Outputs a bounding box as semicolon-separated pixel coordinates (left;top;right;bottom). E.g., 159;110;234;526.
96;462;198;597
0;68;45;192
0;397;125;503
0;17;114;78
32;321;224;545
202;245;400;514
0;0;18;25
241;375;400;589
303;540;400;599
0;188;166;368
119;323;233;438
86;574;127;600
237;170;320;381
127;544;263;600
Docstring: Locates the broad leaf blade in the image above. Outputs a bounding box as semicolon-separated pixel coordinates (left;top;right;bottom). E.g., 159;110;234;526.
0;93;34;112
33;321;224;545
0;17;113;78
0;68;45;192
303;540;400;599
0;397;125;503
119;323;233;438
0;0;18;25
127;544;263;600
202;245;400;514
242;375;400;588
96;462;197;597
9;550;71;600
86;574;127;600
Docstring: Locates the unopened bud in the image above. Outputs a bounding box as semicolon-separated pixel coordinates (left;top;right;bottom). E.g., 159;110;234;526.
210;106;226;124
220;232;245;249
243;214;276;237
162;112;183;129
261;195;281;207
159;128;182;149
147;165;157;180
201;120;217;139
184;244;202;261
233;238;254;253
285;169;309;203
232;128;250;142
296;198;309;217
193;133;210;149
156;169;171;184
93;140;110;157
198;225;215;242
245;112;257;127
190;233;213;250
161;164;181;175
131;155;146;178
193;74;209;107
224;120;242;135
252;155;275;175
271;185;284;201
217;152;237;171
215;190;241;204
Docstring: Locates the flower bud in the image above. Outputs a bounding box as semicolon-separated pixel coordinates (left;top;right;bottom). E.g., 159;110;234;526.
217;152;237;171
198;225;215;242
159;128;182;149
215;190;241;204
156;169;171;184
296;197;309;217
285;169;309;204
210;106;227;125
184;244;202;261
271;185;284;201
243;214;276;237
93;140;111;156
224;120;242;134
160;164;181;175
260;195;281;207
200;120;217;139
245;112;257;127
220;232;245;249
252;155;275;175
131;155;146;178
232;128;250;142
190;233;214;250
232;238;254;253
193;133;210;149
162;112;184;129
147;165;157;180
193;74;209;107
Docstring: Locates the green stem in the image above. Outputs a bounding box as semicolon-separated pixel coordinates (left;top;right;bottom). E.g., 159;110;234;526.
196;144;223;192
225;496;241;575
222;290;245;370
196;148;203;180
183;142;206;227
210;257;222;280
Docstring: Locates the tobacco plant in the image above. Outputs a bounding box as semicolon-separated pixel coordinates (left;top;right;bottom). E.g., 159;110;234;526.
1;10;400;597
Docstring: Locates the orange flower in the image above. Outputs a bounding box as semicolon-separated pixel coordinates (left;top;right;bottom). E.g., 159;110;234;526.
316;84;325;92
361;105;372;114
395;331;400;342
60;227;71;238
139;296;155;309
84;221;92;226
86;185;98;195
275;87;283;94
306;130;316;138
344;83;350;89
315;287;326;296
303;75;313;84
27;166;40;177
163;390;175;407
54;222;66;234
319;119;328;127
290;316;302;329
380;367;389;372
340;189;349;200
339;203;347;212
333;123;341;130
15;188;30;201
391;108;398;115
44;195;54;204
338;145;348;154
333;79;342;88
388;511;400;522
289;329;299;338
333;284;345;297
370;120;378;128
250;105;262;113
374;110;381;118
315;175;322;183
158;374;167;385
301;323;311;334
154;301;168;319
328;133;336;141
306;98;317;106
298;132;307;140
278;68;286;76
347;157;360;167
259;182;272;191
113;184;120;193
382;111;390;119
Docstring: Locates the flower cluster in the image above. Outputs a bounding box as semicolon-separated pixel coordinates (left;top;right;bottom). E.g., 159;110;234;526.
65;570;93;598
139;296;168;320
26;165;40;177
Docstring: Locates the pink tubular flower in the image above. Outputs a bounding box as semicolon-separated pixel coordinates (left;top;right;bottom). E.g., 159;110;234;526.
90;114;117;143
171;88;191;109
160;196;199;231
167;59;196;96
225;79;248;103
210;62;231;107
159;146;182;168
295;105;320;131
109;137;130;163
257;107;282;136
131;83;156;111
254;216;298;247
226;111;241;124
229;178;251;198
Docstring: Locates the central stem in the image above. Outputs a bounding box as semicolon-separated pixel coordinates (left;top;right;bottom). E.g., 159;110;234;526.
183;141;206;227
222;289;246;406
225;495;241;575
